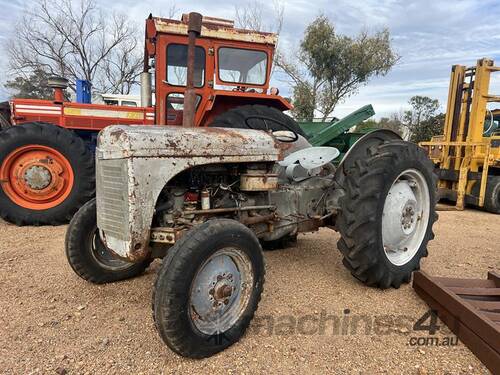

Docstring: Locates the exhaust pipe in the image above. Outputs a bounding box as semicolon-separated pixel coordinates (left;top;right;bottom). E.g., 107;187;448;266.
182;12;202;128
140;72;152;107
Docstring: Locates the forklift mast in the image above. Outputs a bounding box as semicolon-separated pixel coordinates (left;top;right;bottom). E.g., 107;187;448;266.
421;58;500;211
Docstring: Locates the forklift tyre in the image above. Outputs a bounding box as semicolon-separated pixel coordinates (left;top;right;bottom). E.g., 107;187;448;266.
473;176;500;214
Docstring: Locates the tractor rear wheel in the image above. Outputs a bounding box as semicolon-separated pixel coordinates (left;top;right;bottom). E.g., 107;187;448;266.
209;104;306;137
0;122;94;225
335;139;438;289
0;112;11;131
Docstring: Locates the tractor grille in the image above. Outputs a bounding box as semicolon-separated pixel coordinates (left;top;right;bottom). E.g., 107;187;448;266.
96;159;129;241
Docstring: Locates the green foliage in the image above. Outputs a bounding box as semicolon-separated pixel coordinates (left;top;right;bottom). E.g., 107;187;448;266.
403;96;444;143
355;114;404;136
292;82;316;121
5;69;54;100
281;15;398;121
355;119;378;132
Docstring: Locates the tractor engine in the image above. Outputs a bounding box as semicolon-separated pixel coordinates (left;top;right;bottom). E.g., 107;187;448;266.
151;159;335;247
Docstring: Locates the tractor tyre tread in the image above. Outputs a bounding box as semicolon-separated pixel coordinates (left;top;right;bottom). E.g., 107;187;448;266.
336;140;438;289
0;122;94;226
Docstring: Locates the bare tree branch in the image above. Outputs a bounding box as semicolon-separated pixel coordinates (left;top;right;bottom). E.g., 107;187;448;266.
6;0;143;95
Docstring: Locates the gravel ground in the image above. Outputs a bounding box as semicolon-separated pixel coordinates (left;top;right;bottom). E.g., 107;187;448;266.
0;209;498;374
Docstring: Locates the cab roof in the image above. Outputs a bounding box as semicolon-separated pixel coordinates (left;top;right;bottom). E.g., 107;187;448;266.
149;14;278;46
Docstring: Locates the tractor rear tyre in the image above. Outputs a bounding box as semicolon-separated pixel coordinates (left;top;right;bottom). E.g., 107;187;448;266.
153;218;265;358
209;104;306;137
0;122;94;225
65;198;152;284
336;140;438;289
0;112;11;131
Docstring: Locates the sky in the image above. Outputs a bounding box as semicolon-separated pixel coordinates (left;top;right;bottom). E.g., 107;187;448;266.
1;0;500;118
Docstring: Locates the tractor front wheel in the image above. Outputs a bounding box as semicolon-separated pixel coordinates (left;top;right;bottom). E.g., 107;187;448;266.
0;122;94;225
153;218;265;358
335;139;438;289
65;198;151;284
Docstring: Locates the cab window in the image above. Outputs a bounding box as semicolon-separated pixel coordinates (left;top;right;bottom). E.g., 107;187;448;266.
166;44;205;87
218;47;268;85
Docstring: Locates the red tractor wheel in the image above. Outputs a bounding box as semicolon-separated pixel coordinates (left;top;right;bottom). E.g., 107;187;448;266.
0;122;94;226
1;145;75;210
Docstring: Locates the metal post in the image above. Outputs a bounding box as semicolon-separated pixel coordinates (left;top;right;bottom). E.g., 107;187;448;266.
140;72;152;107
182;12;202;128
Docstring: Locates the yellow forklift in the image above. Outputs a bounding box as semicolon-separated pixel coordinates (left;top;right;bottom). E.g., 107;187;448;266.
420;58;500;213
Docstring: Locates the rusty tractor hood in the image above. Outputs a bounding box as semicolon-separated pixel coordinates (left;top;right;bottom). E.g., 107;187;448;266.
95;125;284;262
97;125;282;160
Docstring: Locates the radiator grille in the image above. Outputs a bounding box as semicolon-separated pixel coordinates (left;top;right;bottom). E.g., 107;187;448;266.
96;159;129;240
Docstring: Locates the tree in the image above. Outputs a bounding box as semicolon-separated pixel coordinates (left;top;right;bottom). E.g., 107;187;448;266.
355;112;404;137
278;15;398;121
234;0;285;74
5;68;54;99
403;96;444;143
6;0;142;95
234;0;284;34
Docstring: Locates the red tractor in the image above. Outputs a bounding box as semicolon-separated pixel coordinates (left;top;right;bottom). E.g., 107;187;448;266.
0;13;299;225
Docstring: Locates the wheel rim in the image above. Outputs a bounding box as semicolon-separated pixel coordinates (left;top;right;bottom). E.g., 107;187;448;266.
189;247;254;335
90;228;134;271
382;168;430;266
0;145;74;210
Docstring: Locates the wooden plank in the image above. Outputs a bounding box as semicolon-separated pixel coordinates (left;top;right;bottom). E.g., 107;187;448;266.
413;272;500;352
433;276;496;288
481;311;500;322
464;299;500;311
414;283;500;374
449;286;500;296
488;271;500;287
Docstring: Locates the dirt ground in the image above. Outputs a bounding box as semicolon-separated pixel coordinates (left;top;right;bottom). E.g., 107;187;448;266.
0;209;498;374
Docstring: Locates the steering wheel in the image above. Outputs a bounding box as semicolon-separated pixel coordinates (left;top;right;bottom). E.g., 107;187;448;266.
244;115;299;142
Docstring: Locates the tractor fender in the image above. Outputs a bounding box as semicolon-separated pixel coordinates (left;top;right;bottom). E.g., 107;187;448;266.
334;129;402;183
325;129;402;212
200;91;293;127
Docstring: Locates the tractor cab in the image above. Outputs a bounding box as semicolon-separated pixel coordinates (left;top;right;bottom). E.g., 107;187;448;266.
142;13;291;127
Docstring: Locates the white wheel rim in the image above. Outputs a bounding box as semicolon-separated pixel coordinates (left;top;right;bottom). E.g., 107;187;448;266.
382;168;430;266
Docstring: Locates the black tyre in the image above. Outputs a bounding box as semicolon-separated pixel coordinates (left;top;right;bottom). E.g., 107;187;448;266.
0;110;11;130
0;122;94;225
336;140;438;289
65;198;151;284
153;218;265;358
472;176;500;214
484;176;500;214
209;104;306;137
